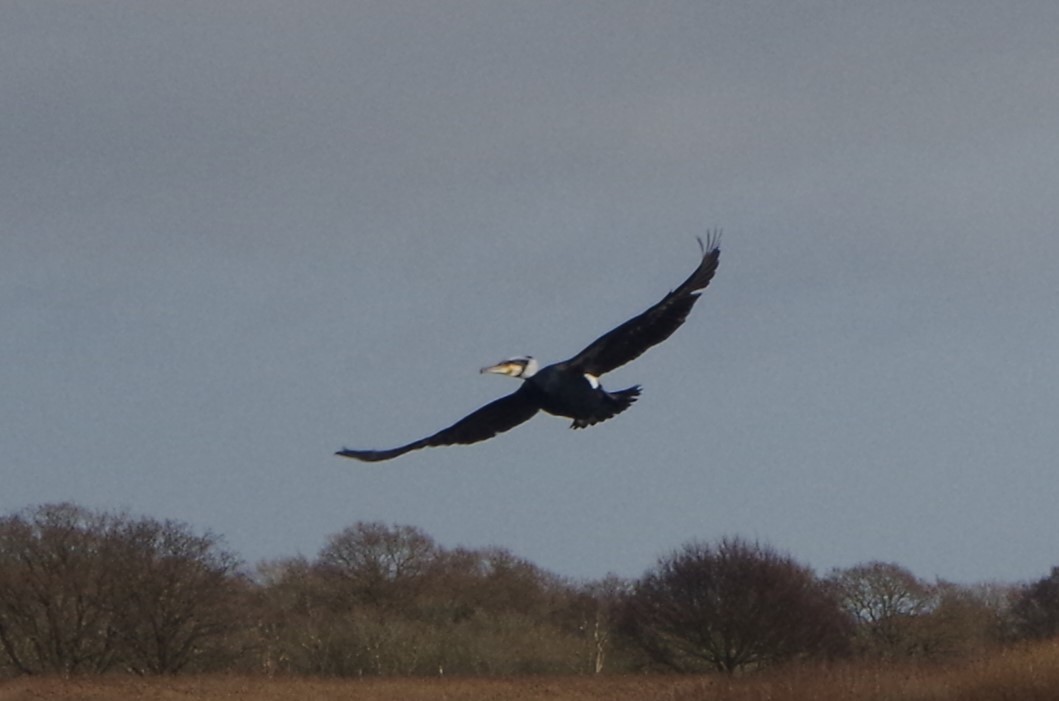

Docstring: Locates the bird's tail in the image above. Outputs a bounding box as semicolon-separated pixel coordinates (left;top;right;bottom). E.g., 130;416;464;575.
571;385;642;429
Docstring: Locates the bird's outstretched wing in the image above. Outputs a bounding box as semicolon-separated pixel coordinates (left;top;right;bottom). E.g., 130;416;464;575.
336;385;541;462
562;233;721;377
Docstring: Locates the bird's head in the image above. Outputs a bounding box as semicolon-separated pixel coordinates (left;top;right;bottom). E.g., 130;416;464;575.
480;355;539;379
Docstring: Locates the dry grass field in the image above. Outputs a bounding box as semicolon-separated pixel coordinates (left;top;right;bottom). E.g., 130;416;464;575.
2;641;1058;701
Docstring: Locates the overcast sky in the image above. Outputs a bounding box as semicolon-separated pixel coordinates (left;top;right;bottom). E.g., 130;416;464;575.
4;2;1058;584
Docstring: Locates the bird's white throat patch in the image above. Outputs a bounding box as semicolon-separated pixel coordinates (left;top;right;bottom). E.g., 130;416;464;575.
519;356;540;378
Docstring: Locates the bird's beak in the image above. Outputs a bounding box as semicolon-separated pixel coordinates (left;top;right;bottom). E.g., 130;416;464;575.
480;361;520;376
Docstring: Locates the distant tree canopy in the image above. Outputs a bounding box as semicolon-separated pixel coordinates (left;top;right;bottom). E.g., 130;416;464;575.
317;521;437;608
255;522;598;676
828;561;936;658
624;537;851;673
0;503;242;676
107;514;244;673
0;502;1039;679
827;562;1013;659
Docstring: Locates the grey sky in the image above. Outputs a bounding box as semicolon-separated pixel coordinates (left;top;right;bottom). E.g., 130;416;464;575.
4;2;1058;583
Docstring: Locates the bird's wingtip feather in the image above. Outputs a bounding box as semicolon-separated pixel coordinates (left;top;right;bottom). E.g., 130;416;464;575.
702;229;722;253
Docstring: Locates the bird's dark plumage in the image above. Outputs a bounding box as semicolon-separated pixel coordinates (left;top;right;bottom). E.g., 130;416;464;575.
559;233;721;377
336;385;541;462
337;233;721;462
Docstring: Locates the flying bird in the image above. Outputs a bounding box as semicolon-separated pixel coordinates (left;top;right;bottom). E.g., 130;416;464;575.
337;233;721;462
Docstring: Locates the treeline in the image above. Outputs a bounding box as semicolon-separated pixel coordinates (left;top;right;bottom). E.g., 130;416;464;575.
1;502;1058;677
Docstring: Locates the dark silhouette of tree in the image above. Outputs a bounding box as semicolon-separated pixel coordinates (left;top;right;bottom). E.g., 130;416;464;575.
1011;566;1059;640
625;537;850;674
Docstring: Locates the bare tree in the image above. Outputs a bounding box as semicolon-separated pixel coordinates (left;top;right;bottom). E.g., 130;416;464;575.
255;536;592;676
472;547;567;615
317;522;439;608
827;561;936;658
0;504;244;677
109;516;244;674
253;556;374;676
0;504;123;675
626;537;850;674
260;530;440;676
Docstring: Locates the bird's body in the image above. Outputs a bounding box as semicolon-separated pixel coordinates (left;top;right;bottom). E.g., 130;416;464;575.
337;233;721;462
522;364;641;429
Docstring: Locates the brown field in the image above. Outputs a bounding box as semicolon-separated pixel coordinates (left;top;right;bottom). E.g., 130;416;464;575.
3;641;1058;701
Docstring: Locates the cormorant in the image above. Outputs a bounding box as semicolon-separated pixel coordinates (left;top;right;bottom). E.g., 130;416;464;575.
337;233;721;462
